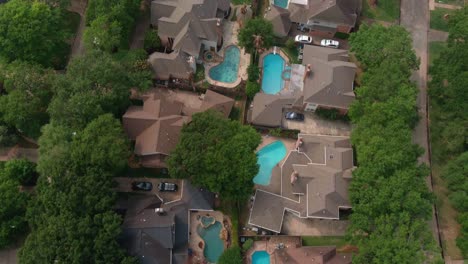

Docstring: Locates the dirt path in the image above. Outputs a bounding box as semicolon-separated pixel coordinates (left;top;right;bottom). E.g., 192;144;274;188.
400;0;443;254
68;0;87;58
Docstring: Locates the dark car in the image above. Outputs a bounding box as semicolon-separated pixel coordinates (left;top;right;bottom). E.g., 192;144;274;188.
158;182;178;192
131;181;153;191
285;111;305;121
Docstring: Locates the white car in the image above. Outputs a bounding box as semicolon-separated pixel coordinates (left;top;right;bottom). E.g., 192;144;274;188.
320;39;339;48
294;35;312;44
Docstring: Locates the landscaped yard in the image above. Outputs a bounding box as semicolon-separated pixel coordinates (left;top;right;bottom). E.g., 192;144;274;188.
232;0;251;4
194;64;205;83
430;8;456;31
429;41;447;67
302;236;348;250
361;0;400;22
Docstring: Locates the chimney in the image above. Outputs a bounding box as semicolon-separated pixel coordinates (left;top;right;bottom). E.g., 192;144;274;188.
303;64;312;82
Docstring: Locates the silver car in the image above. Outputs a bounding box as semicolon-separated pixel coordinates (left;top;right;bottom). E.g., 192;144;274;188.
320;39;339;48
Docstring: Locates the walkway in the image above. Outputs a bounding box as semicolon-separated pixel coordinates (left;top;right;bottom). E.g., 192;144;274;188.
68;0;88;58
400;0;442;253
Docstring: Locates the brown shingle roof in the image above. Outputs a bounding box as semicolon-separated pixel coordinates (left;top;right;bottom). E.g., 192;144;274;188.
148;51;194;80
123;89;233;165
302;45;356;110
288;0;361;27
265;5;292;37
248;93;296;127
274;246;352;264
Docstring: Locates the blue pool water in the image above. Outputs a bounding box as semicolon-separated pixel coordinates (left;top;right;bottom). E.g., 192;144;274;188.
252;251;270;264
261;53;285;94
274;0;289;8
253;141;287;185
197;221;224;263
209;46;240;83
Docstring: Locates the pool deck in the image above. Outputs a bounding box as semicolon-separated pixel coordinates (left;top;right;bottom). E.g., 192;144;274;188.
189;210;228;264
245;236;302;264
259;48;291;95
205;20;250;88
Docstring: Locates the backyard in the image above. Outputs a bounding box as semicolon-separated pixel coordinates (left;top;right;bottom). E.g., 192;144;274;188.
430;8;456;31
361;0;400;22
302;236;351;252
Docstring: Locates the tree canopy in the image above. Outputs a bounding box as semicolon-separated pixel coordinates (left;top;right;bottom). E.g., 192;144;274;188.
19;114;131;263
0;62;55;138
48;51;151;130
167;110;261;201
347;24;438;263
238;18;274;54
0;0;70;67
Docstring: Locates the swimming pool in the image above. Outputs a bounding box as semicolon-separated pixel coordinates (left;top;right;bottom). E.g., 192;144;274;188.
274;0;288;9
253;141;287;185
261;53;285;94
252;251;270;264
197;221;224;263
208;46;240;83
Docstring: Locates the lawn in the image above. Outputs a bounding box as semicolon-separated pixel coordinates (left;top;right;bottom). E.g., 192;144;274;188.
429;41;447;67
232;0;251;4
216;200;240;246
361;0;400;22
430;8;456;31
281;46;299;64
302;236;348;250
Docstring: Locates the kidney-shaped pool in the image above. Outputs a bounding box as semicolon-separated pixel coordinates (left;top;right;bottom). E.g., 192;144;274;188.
253;141;287;185
208;45;240;84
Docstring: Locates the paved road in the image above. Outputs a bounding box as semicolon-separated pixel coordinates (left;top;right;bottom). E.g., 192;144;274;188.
400;0;442;253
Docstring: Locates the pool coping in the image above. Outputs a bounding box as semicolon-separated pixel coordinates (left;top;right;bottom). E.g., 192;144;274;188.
205;44;243;88
259;47;291;95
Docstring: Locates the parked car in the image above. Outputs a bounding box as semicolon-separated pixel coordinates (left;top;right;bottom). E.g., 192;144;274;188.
320;39;339;48
294;35;312;44
158;182;178;192
285;112;305;121
132;181;153;191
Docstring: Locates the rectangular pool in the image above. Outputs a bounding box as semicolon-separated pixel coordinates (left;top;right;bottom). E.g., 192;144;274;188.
261;53;285;95
252;250;270;264
274;0;289;9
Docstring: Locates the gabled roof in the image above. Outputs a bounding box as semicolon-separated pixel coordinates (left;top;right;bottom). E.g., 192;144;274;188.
265;5;292;37
123;88;234;159
288;0;361;27
302;45;356;109
274;245;352;264
148;51;194;80
248;93;296;127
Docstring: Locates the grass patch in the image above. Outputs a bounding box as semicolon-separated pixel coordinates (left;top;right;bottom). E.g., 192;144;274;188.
281;46;299;64
216;200;240;246
194;64;205;83
361;0;400;22
302;236;347;249
430;8;455;31
232;0;251;4
429;41;447;67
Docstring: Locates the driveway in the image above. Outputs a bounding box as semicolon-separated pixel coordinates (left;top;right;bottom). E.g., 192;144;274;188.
114;177;182;203
282;111;351;136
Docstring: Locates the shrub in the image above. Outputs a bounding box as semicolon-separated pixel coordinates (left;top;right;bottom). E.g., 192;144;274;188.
247;64;260;82
218;245;242;264
246;81;260;100
269;128;282;137
0;125;18;147
334;32;350;39
315;108;349;121
229;106;241;121
285;38;296;49
242;238;253;251
144;29;162;53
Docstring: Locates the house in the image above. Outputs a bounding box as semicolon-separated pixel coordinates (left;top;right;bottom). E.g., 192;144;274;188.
119;181;215;264
265;0;361;37
248;134;354;233
148;0;231;81
265;5;292;37
248;46;356;127
123;88;234;168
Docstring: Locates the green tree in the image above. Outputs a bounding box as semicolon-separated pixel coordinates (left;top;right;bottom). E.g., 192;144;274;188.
246;81;260;99
1;159;36;185
168;110;261;201
247;64;260;82
238;18;274;54
0;62;54;138
0;125;18;147
0;0;70;67
349;24;419;70
441;152;468;212
84;15;123;52
48;51;150;129
218;246;242;264
0;178;29;248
